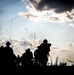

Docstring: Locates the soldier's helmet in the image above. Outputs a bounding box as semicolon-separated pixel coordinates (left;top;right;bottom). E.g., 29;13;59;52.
26;48;30;52
6;41;11;46
43;39;48;43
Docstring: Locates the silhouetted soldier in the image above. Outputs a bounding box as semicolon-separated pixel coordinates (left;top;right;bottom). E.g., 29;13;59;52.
40;39;51;66
21;51;26;66
25;48;33;66
0;46;5;66
34;46;41;66
4;41;16;66
16;55;21;66
21;48;33;66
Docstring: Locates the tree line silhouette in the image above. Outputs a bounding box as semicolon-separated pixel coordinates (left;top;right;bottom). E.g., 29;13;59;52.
0;39;74;66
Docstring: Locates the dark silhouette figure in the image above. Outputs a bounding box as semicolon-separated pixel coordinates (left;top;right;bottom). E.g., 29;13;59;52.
39;39;51;66
0;46;5;66
21;48;33;66
34;46;41;66
16;55;21;66
40;39;51;66
4;41;16;66
34;39;51;66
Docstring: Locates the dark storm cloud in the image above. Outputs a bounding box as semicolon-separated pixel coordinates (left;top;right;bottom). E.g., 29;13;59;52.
29;0;74;13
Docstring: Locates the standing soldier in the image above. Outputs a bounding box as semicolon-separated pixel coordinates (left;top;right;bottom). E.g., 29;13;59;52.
34;46;41;66
21;48;33;66
40;39;51;66
4;41;16;66
16;55;21;66
0;46;5;66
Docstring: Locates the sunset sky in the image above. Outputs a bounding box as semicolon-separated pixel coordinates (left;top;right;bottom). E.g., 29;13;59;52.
0;0;74;64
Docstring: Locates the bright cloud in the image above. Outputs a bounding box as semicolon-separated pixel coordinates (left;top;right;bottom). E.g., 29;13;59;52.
18;12;38;21
69;23;74;27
